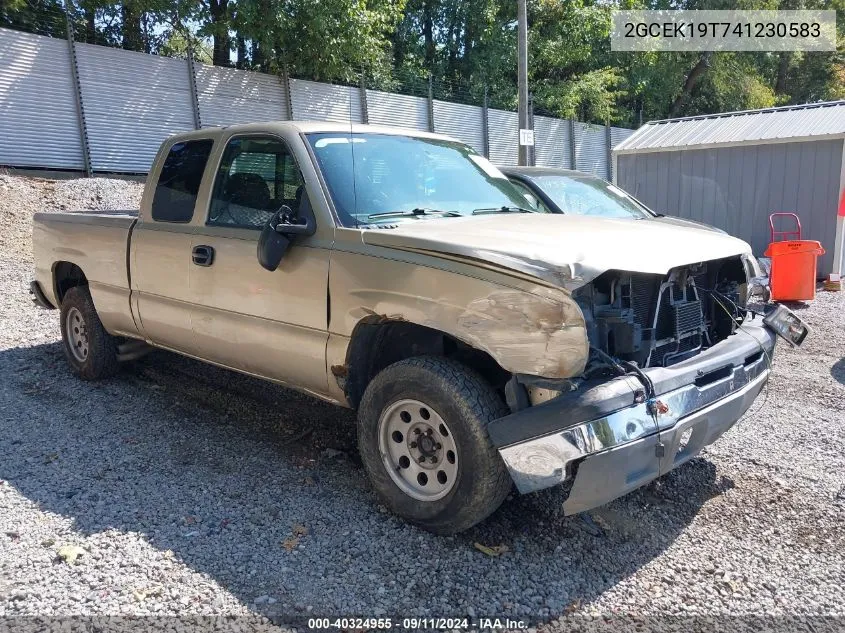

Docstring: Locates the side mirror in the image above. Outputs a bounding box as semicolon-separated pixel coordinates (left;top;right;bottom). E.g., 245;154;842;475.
257;204;316;272
274;205;316;236
258;212;290;272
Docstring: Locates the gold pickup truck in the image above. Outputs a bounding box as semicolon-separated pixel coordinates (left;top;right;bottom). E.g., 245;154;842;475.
32;122;786;534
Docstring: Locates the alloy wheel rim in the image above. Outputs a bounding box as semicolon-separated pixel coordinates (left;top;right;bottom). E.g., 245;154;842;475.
66;307;89;363
378;398;459;501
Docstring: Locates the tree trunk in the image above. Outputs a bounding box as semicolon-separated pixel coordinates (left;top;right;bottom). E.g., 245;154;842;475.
775;51;792;95
122;1;143;51
209;0;231;67
668;52;712;117
236;35;246;69
253;40;266;72
423;0;435;71
462;3;476;85
390;23;404;69
85;6;95;43
445;3;461;81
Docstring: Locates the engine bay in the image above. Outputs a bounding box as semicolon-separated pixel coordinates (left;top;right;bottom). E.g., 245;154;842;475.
575;256;749;370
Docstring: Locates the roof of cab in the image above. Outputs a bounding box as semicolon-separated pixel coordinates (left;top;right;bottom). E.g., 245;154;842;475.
171;121;456;143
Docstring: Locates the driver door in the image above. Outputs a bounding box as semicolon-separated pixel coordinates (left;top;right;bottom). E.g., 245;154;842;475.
188;134;331;396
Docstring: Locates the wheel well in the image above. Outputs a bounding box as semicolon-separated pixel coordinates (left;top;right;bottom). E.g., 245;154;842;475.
52;262;88;305
341;319;511;409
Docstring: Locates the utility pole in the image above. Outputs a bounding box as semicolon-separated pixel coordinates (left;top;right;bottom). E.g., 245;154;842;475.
517;0;531;166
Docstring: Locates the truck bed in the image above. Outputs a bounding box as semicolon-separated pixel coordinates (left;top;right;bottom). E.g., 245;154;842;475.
32;210;139;334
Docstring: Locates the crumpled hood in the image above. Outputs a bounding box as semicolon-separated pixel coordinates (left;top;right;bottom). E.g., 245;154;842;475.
362;213;751;289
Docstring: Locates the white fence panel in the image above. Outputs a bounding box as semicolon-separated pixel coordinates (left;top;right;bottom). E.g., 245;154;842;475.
433;101;485;153
366;90;428;130
0;28;83;169
574;122;608;178
534;116;571;169
0;29;635;173
76;44;195;172
290;78;362;123
610;126;635;149
196;64;288;127
609;126;635;180
487;109;519;166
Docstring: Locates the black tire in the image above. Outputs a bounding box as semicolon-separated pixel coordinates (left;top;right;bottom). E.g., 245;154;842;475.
358;356;512;534
59;285;120;381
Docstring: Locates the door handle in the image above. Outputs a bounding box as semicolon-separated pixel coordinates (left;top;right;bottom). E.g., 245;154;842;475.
192;245;215;267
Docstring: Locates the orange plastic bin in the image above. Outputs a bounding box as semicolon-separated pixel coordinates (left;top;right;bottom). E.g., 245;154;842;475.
764;240;825;301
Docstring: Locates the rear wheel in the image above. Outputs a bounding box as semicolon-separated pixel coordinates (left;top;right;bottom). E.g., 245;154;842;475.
59;286;120;380
358;356;512;534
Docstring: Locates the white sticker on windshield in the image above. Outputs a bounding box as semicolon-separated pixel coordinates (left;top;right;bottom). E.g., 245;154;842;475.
606;184;629;198
469;154;508;179
314;137;366;148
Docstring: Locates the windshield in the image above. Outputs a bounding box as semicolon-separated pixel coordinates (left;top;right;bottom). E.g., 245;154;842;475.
306;133;534;226
530;174;652;219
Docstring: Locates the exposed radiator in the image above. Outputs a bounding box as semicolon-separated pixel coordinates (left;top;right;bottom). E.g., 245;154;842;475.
674;300;703;336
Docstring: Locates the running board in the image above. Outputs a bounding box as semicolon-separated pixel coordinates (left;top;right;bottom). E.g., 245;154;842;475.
117;340;153;362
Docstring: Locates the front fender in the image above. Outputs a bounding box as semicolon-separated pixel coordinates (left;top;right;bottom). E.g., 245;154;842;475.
331;250;589;379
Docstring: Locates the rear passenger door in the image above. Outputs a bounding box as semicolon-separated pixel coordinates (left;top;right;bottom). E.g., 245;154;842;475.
132;138;214;353
187;134;332;396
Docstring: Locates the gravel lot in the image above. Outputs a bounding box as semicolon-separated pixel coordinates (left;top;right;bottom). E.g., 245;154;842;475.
1;175;843;630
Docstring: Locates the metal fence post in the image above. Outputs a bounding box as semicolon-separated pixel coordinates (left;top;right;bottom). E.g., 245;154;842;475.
528;92;535;166
568;119;577;171
359;71;369;124
605;120;612;180
186;42;202;129
64;9;92;176
427;74;435;132
282;64;294;120
482;86;490;159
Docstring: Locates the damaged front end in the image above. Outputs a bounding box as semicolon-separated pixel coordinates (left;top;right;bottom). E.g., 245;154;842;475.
490;255;776;514
575;255;750;370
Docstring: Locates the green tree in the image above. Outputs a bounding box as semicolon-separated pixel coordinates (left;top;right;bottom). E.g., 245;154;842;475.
233;0;404;82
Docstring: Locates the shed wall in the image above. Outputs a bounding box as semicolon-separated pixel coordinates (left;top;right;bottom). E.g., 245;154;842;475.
616;139;843;275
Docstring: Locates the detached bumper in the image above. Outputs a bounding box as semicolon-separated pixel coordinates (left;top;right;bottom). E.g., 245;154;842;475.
489;319;776;514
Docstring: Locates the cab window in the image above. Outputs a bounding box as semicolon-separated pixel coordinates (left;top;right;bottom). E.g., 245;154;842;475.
208;136;305;229
151;139;213;223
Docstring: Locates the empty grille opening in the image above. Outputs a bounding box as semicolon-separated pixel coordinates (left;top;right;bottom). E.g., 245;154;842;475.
582;256;748;373
744;350;764;366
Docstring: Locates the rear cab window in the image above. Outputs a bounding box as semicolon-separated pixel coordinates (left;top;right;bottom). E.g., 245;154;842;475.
151;139;214;223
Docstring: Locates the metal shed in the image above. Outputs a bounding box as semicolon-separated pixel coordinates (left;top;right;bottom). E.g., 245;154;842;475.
613;100;845;277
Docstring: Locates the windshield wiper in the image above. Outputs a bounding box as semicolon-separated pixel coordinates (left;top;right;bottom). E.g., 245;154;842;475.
472;206;533;215
367;207;462;221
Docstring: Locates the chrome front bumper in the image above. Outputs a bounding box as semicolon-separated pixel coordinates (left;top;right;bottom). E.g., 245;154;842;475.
489;319;776;514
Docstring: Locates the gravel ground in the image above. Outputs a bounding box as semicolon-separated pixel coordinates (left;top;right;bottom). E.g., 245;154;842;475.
0;175;843;630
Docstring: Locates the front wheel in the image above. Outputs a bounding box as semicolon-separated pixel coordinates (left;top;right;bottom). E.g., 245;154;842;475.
357;356;512;534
